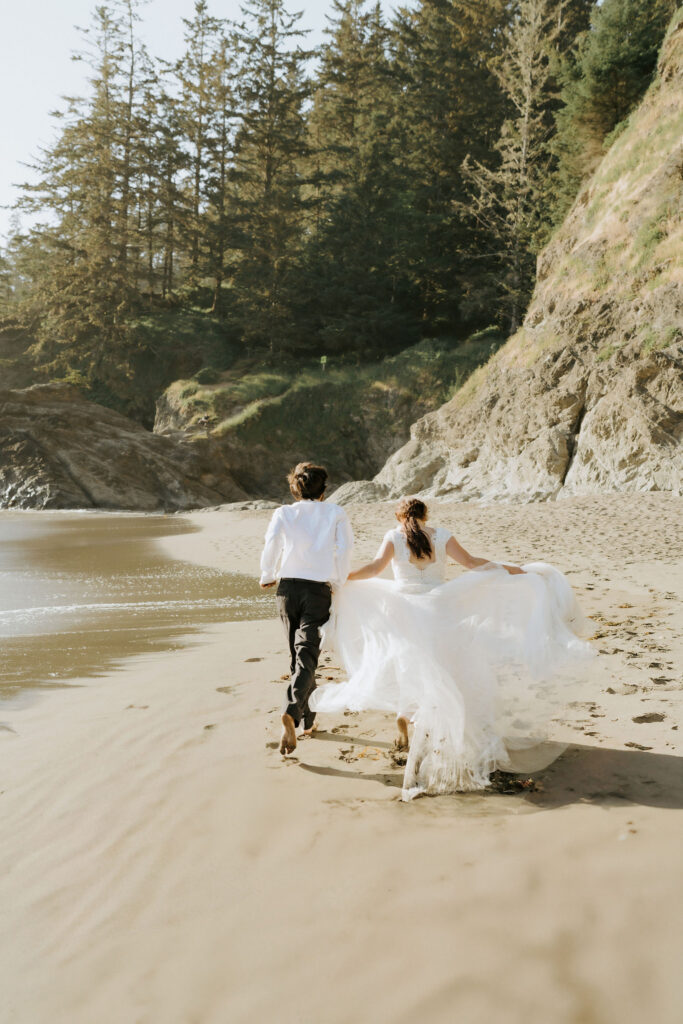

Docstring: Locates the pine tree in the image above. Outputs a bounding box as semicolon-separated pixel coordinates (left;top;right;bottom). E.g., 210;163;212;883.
0;251;12;315
297;1;418;356
553;0;595;52
204;32;240;315
11;2;150;394
390;0;510;334
115;0;150;278
307;1;383;215
552;0;677;221
230;0;313;350
173;0;228;294
133;76;181;300
461;0;562;331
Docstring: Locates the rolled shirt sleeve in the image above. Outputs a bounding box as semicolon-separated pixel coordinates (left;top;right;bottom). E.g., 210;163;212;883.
333;509;354;585
259;509;284;585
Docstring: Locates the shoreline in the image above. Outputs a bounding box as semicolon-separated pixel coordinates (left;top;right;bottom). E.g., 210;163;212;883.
1;495;681;1023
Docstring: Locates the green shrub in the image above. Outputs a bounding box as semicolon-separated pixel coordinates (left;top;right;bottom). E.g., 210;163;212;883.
194;366;221;385
642;324;682;353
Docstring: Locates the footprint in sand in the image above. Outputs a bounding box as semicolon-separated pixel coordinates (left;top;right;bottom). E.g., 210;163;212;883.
244;657;263;663
632;712;666;724
357;747;383;761
216;686;234;695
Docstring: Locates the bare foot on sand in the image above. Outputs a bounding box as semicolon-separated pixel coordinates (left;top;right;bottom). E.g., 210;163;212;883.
280;713;297;754
302;722;318;737
396;716;409;750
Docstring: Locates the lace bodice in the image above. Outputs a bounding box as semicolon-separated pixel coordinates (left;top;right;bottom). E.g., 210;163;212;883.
383;527;450;586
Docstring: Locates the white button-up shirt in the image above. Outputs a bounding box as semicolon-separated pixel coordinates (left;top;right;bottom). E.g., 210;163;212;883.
259;500;354;586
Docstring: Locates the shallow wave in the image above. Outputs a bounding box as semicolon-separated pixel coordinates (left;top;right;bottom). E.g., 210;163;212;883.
0;595;273;636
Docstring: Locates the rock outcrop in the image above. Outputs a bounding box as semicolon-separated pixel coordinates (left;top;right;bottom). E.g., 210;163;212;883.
0;384;247;510
340;12;683;504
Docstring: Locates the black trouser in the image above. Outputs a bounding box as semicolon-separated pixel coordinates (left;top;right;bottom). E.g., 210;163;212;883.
276;578;332;729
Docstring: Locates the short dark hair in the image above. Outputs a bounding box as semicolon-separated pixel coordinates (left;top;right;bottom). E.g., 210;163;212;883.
288;462;328;500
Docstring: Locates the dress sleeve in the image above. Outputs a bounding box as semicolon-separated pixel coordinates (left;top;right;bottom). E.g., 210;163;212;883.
259;509;284;585
333;509;354;585
435;527;450;553
375;529;397;559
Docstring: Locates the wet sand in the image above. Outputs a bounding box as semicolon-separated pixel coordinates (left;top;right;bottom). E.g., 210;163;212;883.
0;511;269;701
1;495;681;1024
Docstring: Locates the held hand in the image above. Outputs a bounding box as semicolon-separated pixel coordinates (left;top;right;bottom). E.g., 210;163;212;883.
505;565;526;575
260;581;277;589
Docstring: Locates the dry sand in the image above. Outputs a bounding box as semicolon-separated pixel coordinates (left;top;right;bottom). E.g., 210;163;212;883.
1;494;682;1024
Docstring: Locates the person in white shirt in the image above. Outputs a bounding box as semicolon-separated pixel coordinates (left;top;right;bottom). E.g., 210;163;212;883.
260;462;354;754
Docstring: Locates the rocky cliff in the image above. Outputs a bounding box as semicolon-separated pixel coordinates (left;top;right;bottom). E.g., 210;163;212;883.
0;384;247;510
333;12;683;505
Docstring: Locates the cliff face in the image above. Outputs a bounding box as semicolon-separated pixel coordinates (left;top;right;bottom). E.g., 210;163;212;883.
342;12;683;505
0;384;247;510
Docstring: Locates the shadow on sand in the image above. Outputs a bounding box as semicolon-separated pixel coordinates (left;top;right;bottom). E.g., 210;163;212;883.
299;762;403;789
529;742;683;810
299;741;683;809
312;729;395;750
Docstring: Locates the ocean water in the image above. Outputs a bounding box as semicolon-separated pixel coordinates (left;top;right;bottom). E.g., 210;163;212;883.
0;511;273;701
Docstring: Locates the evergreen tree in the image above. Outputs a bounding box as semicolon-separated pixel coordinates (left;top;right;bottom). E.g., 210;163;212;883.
230;0;313;350
115;0;151;278
0;251;12;315
173;0;228;293
296;1;418;355
552;0;677;220
553;0;595;52
461;0;562;331
134;77;185;300
307;1;385;214
11;1;150;395
390;0;511;334
204;32;240;315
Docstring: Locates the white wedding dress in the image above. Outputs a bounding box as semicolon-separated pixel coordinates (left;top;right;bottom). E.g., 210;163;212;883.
311;527;595;801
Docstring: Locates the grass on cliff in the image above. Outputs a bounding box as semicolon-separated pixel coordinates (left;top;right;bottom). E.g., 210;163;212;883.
165;329;505;463
544;8;683;315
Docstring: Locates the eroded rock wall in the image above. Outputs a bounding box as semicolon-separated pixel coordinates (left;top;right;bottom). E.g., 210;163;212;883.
0;384;247;510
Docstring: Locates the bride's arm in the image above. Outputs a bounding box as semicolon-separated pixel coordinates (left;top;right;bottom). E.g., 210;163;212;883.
445;535;525;575
347;540;394;581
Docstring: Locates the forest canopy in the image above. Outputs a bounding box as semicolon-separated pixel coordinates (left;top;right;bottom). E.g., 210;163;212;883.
0;0;677;418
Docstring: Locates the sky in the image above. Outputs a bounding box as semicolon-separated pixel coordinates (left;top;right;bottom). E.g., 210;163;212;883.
0;0;408;242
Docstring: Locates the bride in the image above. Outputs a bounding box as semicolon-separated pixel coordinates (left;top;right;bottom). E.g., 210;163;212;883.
311;498;595;801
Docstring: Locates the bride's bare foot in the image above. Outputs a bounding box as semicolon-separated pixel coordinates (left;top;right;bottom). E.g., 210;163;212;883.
396;716;409;750
280;713;297;754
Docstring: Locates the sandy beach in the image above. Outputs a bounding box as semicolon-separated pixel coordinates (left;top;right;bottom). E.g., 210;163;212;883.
1;494;682;1024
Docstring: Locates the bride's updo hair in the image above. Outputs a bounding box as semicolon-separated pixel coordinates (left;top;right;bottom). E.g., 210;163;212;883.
396;497;432;560
288;461;328;500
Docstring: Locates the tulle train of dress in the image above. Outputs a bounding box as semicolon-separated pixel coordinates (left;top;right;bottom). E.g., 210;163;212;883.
310;527;596;801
